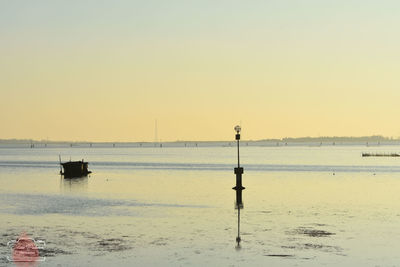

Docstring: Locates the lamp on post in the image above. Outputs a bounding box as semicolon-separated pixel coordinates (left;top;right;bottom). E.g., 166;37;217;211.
232;125;245;245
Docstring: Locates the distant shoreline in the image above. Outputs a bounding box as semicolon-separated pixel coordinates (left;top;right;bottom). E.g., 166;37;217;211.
0;135;398;145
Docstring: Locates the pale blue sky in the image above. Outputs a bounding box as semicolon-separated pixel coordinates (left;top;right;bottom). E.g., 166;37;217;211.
1;1;400;141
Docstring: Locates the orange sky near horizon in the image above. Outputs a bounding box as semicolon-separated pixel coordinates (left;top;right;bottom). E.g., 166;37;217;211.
1;1;400;142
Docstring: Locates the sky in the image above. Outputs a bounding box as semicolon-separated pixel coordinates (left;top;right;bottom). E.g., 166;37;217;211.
1;0;400;142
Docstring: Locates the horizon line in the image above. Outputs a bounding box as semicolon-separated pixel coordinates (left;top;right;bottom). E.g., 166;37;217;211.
0;135;398;144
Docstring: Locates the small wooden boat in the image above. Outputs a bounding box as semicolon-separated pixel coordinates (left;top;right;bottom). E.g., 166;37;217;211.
60;158;92;178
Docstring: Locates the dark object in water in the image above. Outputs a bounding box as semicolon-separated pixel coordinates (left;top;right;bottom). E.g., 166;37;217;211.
232;125;245;247
362;152;400;157
60;160;91;178
265;254;294;258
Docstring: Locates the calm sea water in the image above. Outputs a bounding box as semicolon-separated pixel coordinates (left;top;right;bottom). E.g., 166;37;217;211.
1;144;400;266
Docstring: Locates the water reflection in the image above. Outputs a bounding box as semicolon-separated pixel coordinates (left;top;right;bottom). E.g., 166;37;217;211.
60;176;88;193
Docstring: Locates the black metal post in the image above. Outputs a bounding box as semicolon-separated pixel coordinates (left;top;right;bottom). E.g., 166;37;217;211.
237;137;240;168
233;126;244;245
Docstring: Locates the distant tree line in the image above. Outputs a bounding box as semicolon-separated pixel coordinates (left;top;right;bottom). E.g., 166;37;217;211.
260;135;395;143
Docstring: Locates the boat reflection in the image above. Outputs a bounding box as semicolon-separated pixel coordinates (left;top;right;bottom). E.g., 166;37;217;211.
60;176;88;193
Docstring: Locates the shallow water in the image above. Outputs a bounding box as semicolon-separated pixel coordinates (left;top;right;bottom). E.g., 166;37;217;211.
1;144;400;266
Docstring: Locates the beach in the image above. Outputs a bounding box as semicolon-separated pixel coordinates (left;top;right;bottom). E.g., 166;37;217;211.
1;144;400;266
